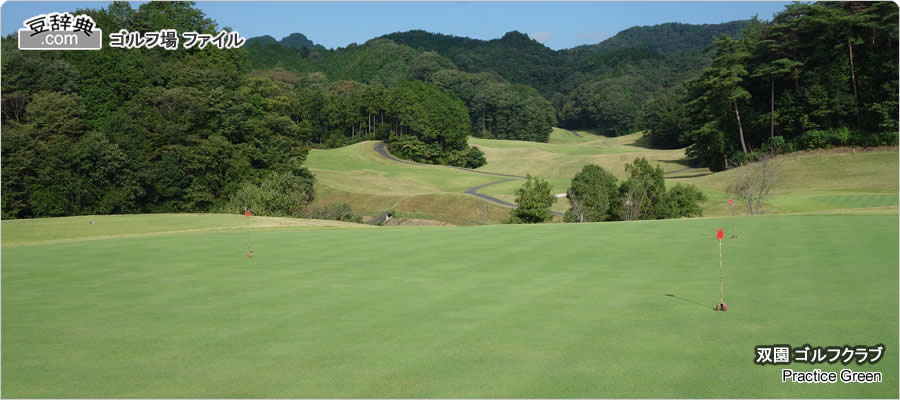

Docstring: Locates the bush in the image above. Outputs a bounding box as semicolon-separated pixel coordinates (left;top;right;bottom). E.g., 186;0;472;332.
759;136;787;154
447;146;487;169
388;136;432;163
850;131;899;147
223;171;315;217
509;174;555;223
793;128;895;150
830;127;851;147
308;202;362;223
664;183;706;218
796;129;830;150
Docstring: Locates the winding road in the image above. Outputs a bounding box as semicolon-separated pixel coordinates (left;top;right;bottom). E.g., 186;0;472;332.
373;142;564;216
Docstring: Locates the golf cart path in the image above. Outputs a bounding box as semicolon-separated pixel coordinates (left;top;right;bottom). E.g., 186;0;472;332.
374;142;564;216
567;129;583;137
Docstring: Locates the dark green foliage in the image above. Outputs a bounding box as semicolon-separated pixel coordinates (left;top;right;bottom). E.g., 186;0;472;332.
638;87;690;148
456;146;487;169
0;2;313;219
280;33;319;49
564;165;619;222
620;158;667;220
581;21;751;54
563;161;705;223
651;3;899;168
224;171;315;218
249;21;750;143
308;202;362;223
664;183;706;218
384;23;750;138
509;175;555;224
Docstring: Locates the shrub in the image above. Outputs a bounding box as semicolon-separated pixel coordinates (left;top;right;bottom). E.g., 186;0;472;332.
509;174;555;223
308;202;362;223
388;136;431;163
851;131;899;147
830;127;851;147
224;171;315;217
796;129;830;150
664;183;706;218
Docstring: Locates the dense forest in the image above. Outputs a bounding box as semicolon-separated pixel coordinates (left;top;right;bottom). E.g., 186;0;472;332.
641;2;899;170
250;21;748;140
1;2;484;219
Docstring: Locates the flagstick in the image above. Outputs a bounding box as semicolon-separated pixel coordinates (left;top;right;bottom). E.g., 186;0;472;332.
719;239;724;303
245;206;252;259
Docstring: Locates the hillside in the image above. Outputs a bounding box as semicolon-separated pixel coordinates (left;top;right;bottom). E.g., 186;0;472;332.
304;130;898;224
573;20;750;53
246;32;324;49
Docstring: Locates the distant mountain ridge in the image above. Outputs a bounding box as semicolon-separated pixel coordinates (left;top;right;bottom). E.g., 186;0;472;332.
245;20;753;137
575;20;751;53
246;32;323;49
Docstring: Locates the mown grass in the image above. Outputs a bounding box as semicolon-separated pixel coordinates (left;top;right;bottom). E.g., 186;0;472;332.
2;214;897;398
303;133;897;223
0;214;372;247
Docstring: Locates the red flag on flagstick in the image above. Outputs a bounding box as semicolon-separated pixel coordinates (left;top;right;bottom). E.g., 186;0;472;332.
728;198;734;206
716;228;724;241
245;210;250;217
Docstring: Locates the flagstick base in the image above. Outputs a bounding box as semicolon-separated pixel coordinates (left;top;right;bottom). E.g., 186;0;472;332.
714;302;728;312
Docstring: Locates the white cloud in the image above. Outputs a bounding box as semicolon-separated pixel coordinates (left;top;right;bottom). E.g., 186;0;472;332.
531;31;551;44
575;32;611;45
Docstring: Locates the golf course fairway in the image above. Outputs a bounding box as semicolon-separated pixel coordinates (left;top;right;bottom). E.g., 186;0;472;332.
2;214;897;398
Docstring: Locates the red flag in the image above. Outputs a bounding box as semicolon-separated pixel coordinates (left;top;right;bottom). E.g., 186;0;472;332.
245;210;250;217
728;198;734;205
716;228;724;241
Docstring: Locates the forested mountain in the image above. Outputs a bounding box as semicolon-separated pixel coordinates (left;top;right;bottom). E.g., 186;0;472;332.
245;20;749;141
576;21;750;53
381;21;750;136
246;32;323;49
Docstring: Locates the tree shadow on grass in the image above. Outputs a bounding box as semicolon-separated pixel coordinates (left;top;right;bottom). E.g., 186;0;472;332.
664;293;712;311
665;172;714;179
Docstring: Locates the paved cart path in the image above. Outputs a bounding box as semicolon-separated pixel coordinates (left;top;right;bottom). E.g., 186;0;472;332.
374;142;564;216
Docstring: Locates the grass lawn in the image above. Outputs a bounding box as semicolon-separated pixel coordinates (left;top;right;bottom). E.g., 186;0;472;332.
2;214;897;398
301;132;896;223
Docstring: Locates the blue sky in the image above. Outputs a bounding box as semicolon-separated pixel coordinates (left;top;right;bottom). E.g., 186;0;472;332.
2;1;792;50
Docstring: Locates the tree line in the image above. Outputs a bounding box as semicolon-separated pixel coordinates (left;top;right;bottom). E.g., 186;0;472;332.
509;159;706;224
247;38;557;143
639;1;899;170
0;2;485;218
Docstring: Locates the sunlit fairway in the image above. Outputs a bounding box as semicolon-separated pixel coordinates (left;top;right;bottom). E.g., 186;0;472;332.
306;141;512;224
2;214;897;398
303;129;896;222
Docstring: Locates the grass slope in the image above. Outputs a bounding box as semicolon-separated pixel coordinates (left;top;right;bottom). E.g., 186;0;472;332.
2;214;897;398
306;141;512;224
304;133;897;222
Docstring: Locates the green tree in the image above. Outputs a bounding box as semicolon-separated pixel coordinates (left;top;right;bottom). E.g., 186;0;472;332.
663;183;706;218
510;174;555;223
564;164;619;222
619;157;666;220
